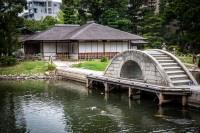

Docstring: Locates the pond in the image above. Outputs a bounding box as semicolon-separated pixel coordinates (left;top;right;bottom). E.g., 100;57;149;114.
0;80;200;133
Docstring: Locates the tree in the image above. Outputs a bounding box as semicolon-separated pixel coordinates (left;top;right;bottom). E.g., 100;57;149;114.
63;6;78;24
100;8;119;27
24;16;58;32
163;0;200;53
57;10;65;24
127;0;148;34
138;12;169;48
61;0;128;24
0;0;27;56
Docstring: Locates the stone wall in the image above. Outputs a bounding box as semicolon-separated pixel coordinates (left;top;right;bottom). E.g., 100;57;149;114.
104;50;168;86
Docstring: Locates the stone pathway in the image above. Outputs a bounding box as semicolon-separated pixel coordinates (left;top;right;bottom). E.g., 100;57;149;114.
53;61;103;76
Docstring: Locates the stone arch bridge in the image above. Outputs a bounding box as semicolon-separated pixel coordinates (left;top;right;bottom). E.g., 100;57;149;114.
86;49;199;106
103;49;198;87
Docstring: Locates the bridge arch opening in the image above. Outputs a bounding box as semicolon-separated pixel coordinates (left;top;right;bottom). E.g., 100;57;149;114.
120;60;143;80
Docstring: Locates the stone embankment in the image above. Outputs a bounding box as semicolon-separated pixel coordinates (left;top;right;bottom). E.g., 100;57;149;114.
56;68;103;83
0;74;62;80
53;61;103;83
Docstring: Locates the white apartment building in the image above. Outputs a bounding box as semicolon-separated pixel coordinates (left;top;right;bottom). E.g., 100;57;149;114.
24;0;61;20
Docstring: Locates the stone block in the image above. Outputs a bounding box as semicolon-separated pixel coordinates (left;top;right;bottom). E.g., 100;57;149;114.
114;64;120;67
108;67;114;71
110;71;118;75
113;67;119;71
156;72;162;76
117;56;123;61
145;71;151;75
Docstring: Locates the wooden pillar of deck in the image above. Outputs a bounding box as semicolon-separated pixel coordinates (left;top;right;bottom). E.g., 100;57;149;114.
129;87;140;99
86;79;93;89
104;82;109;92
158;93;164;105
129;87;132;98
182;95;187;106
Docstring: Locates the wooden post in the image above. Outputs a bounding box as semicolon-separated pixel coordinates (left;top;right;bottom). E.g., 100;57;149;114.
158;106;164;115
129;87;132;98
86;79;89;88
105;93;109;101
104;82;109;92
158;93;164;105
182;95;187;106
129;98;132;109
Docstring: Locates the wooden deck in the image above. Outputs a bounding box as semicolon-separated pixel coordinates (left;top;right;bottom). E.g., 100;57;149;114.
86;74;192;106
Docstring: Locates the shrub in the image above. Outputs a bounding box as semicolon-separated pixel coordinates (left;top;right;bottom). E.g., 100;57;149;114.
0;56;17;66
167;45;179;51
100;56;108;62
47;63;56;70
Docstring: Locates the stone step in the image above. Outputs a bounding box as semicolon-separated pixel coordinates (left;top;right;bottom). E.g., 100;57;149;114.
166;70;185;74
147;51;163;54
154;56;171;61
172;79;191;86
166;70;186;76
160;63;178;66
150;54;167;57
169;75;189;81
162;66;181;70
169;75;188;79
158;60;175;63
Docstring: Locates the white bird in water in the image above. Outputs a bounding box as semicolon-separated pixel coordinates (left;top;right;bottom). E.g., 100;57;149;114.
87;106;97;110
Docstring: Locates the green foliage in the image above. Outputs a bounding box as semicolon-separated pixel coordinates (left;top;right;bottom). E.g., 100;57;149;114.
60;58;79;62
162;0;200;53
138;14;168;48
100;8;118;25
116;19;132;33
100;8;132;32
73;61;109;71
0;0;27;56
47;63;56;70
100;56;108;62
0;56;17;66
127;0;148;34
57;11;65;23
63;6;78;24
167;45;179;51
24;16;58;32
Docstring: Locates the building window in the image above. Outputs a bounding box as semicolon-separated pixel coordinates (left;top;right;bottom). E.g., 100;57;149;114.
39;2;44;7
54;4;57;6
48;8;52;14
34;8;37;13
48;2;51;7
34;2;38;6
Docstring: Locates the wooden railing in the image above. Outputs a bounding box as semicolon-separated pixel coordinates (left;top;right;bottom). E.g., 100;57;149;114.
78;52;118;60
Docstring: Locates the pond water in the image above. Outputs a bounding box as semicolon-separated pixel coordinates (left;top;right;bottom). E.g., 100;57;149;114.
0;80;200;133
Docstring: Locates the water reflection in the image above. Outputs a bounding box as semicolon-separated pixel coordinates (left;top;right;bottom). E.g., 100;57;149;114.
0;80;200;133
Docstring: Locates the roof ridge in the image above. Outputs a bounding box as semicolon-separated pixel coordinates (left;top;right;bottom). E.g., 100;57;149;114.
69;23;93;39
30;26;54;40
101;24;146;40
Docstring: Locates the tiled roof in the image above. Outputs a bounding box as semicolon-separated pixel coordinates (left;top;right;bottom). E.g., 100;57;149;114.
22;23;145;41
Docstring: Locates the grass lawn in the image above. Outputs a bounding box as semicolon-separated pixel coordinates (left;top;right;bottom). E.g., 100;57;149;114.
72;56;194;71
0;56;194;76
0;61;48;75
177;56;193;64
73;60;109;71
